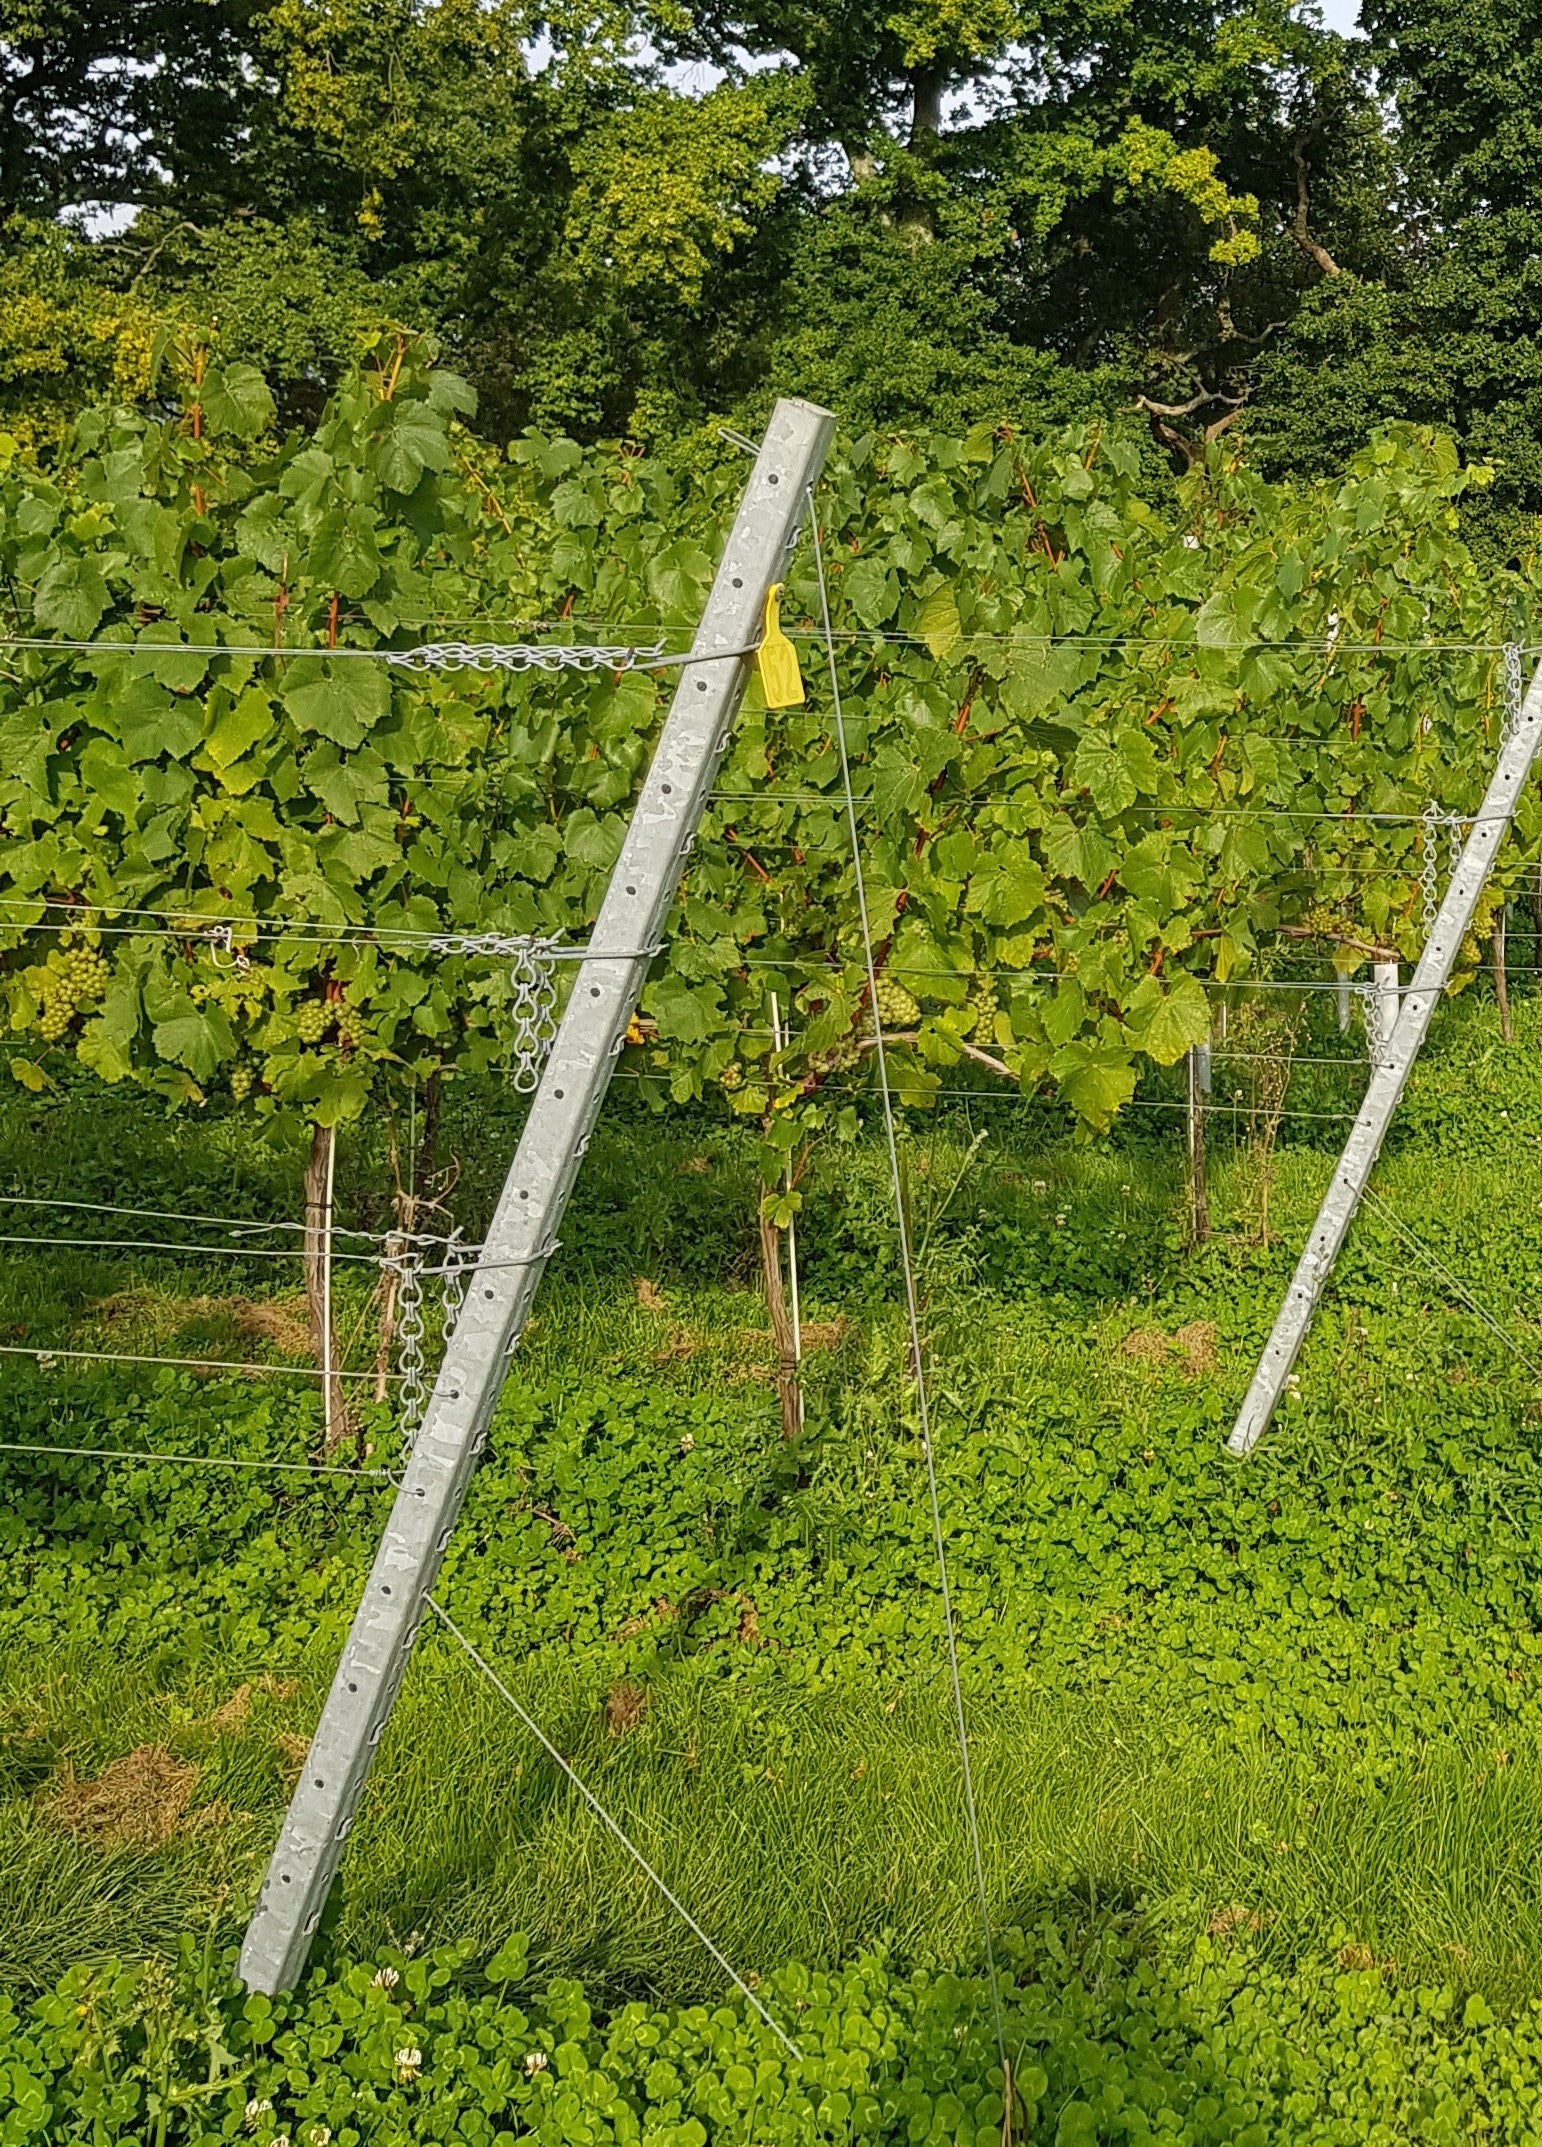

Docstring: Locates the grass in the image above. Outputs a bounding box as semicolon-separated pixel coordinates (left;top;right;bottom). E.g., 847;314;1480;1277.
7;984;1542;2015
11;1637;1542;2011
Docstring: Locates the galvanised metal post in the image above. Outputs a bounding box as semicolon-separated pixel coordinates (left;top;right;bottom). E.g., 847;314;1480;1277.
1227;656;1542;1459
240;398;836;1993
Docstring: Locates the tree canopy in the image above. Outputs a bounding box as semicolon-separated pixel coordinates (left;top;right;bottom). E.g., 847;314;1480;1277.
6;0;1532;542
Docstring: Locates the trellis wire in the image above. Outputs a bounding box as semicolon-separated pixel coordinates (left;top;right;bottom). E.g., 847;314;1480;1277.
0;1340;398;1379
808;489;1010;2090
424;1595;801;2060
0;635;759;674
0;1438;390;1480
1360;1188;1542;1384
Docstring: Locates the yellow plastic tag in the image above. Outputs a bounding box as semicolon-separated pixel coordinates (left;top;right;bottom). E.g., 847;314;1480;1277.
756;583;804;709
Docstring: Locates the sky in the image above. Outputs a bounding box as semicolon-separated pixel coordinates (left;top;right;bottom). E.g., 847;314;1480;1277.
1317;0;1364;32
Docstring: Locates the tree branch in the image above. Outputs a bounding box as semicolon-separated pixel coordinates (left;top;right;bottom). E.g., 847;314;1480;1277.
1276;923;1399;963
1290;143;1340;277
855;1031;1016;1081
1136;389;1243;420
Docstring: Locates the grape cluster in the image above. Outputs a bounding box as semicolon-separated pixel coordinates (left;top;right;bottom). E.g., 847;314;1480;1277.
961;978;997;1040
229;1063;254;1100
37;944;111;1042
873;971;920;1027
294;1000;331;1044
334;1005;365;1049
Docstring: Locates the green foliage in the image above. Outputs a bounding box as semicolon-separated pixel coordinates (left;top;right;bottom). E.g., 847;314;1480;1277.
0;342;708;1123
2;360;1534;1145
0;1918;1521;2147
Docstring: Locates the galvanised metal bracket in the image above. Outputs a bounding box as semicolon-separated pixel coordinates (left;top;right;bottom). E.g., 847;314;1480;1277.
1227;655;1542;1458
239;397;837;1993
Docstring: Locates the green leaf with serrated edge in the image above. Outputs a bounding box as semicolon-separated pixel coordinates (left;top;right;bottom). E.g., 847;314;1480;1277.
33;552;107;637
1123;971;1211;1064
281;661;390;748
151;1008;235;1078
200;363;276;439
370;402;451;491
203;687;275;770
1049;1040;1137;1128
844;556;898;630
77;738;139;819
915;582;962;658
1073;731;1138;816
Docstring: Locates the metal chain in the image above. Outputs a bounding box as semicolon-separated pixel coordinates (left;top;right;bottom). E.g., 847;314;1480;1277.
427;933;560;1089
1421;803;1439;937
509;941;559;1090
391;1241;427;1447
439;1228;469;1342
386;640;664;676
1505;642;1525;744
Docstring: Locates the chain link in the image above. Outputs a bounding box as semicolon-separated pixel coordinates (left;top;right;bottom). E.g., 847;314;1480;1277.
509;942;560;1091
1421;804;1439;937
390;1238;427;1448
1505;641;1525;744
439;1228;469;1342
427;933;560;1090
385;640;664;676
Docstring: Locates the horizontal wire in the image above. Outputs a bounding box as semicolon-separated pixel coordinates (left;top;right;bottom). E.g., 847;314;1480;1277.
380;612;1527;656
608;1071;1361;1123
0;634;755;670
0;1229;383;1265
0;895;608;950
708;793;1508;823
0;1192;385;1240
0;1340;399;1380
0;1438;391;1480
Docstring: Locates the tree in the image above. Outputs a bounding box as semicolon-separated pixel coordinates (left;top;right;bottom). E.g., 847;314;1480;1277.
1254;0;1542;559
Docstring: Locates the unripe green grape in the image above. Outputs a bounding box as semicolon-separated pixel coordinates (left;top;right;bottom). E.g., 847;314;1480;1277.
230;1064;254;1100
873;973;920;1026
295;1000;331;1044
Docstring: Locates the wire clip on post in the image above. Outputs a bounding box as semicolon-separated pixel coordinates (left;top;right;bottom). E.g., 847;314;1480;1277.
237;396;837;1997
1226;652;1542;1458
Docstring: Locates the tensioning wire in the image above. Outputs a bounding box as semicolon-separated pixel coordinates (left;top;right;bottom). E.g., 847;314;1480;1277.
375;610;1534;657
1359;1188;1542;1382
0;1192;386;1240
708;793;1513;823
423;1596;801;2062
0;1228;383;1265
0;894;649;954
0;1437;391;1480
0;1340;399;1380
807;489;1009;2085
0;633;757;670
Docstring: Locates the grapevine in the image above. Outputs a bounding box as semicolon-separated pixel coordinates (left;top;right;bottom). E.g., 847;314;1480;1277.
0;348;1534;1166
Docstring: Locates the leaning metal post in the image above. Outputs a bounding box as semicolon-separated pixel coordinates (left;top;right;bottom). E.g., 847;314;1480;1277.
239;398;836;1993
1227;654;1542;1458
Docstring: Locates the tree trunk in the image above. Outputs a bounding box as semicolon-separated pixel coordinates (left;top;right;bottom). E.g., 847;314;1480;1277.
303;1121;351;1452
909;64;944;147
759;1204;802;1441
1493;912;1513;1043
420;1070;443;1181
